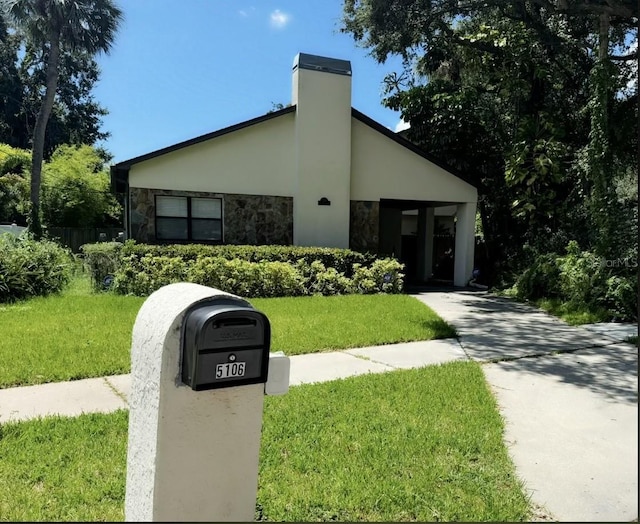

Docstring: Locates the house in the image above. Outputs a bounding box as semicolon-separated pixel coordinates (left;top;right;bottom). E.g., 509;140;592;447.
111;53;478;286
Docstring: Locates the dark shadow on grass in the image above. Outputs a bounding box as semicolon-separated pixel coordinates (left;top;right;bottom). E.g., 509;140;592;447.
418;318;457;339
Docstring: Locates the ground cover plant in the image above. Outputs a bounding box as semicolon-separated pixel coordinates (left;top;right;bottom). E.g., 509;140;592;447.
0;274;455;388
0;363;532;521
511;241;637;323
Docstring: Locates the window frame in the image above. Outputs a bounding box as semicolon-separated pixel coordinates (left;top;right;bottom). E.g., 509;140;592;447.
154;195;223;243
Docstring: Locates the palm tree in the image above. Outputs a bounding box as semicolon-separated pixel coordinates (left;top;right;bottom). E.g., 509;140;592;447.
2;0;122;238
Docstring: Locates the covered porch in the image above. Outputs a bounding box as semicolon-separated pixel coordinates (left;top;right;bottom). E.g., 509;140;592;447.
377;199;476;287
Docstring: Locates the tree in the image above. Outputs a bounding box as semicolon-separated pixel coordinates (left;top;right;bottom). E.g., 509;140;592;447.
41;144;120;228
0;143;30;223
2;0;122;238
1;14;111;156
341;0;637;281
18;44;110;156
0;15;24;148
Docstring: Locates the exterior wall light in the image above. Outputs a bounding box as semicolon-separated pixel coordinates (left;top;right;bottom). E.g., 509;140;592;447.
318;197;331;206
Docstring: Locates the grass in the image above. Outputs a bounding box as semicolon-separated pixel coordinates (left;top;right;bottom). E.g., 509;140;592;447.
253;294;456;355
0;275;455;388
0;278;145;388
0;362;532;522
535;298;611;326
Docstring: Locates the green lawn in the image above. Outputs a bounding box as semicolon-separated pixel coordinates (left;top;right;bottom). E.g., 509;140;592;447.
0;363;532;522
0;280;145;388
253;293;455;355
0;276;455;388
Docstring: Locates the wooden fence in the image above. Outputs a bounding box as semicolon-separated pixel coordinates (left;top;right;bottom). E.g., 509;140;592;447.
47;227;124;253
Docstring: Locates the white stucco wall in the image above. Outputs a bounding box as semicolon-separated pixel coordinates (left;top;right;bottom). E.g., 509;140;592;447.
292;65;351;248
128;112;296;196
350;118;477;204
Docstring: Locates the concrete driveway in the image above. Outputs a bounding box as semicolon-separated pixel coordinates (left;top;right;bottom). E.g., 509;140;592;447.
414;290;638;522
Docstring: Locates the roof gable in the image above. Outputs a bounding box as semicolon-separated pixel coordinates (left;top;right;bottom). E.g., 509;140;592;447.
350;108;477;188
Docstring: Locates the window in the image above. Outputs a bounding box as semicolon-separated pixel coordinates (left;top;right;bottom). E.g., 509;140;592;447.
155;196;222;242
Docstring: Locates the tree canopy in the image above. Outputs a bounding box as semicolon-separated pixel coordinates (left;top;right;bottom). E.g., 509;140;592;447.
2;0;122;237
0;13;110;157
342;0;638;282
0;142;120;228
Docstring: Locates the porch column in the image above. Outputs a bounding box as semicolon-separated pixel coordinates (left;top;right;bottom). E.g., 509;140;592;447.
454;202;476;287
416;208;434;281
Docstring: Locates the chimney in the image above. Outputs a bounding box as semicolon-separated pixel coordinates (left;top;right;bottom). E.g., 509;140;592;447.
291;53;352;248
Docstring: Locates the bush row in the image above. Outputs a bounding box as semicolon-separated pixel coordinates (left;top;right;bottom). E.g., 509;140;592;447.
118;241;379;275
0;233;72;302
515;240;637;321
80;241;385;292
80;240;402;297
110;255;404;298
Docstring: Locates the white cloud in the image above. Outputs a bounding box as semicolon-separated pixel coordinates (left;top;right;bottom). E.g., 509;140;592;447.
238;7;256;17
394;119;410;132
269;9;291;29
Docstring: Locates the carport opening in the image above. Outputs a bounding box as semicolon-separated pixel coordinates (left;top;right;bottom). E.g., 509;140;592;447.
378;199;459;285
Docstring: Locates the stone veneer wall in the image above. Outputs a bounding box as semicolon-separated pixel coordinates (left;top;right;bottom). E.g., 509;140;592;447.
349;200;379;253
224;193;292;245
128;187;293;245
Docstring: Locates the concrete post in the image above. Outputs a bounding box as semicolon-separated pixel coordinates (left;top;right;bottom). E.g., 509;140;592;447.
454;202;477;287
416;207;435;281
125;283;265;522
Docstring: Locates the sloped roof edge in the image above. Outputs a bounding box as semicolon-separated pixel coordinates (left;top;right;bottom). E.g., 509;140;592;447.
110;104;477;193
114;104;296;170
350;108;477;189
110;105;296;193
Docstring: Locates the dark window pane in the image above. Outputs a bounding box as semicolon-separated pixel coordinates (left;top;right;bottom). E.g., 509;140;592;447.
192;198;221;219
157;218;188;240
192;219;222;241
156;196;187;217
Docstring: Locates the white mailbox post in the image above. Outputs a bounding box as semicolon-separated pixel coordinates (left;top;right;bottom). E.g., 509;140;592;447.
125;283;289;522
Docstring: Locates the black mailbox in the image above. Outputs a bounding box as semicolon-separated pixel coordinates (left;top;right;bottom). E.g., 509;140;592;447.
181;296;271;391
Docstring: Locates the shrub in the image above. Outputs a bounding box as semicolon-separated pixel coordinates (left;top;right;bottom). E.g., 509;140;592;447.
80;242;122;291
295;260;353;295
602;275;637;321
556;241;606;305
83;240;404;298
515;253;561;301
351;259;405;294
0;233;72;302
515;241;638;322
188;257;305;298
112;254;189;296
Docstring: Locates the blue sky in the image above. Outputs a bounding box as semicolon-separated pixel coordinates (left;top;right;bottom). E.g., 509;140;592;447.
93;0;408;164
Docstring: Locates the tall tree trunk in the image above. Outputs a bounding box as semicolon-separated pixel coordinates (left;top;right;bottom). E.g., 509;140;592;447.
589;12;615;257
29;31;60;239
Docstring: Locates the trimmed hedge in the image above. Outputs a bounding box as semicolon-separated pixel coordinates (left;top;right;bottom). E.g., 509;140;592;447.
117;241;378;276
80;240;404;298
0;233;72;302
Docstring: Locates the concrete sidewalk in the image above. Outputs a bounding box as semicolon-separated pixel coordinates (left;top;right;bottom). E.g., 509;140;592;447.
0;290;636;521
0;338;468;424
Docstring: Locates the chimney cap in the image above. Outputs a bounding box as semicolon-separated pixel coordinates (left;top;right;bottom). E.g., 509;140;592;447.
293;53;352;76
